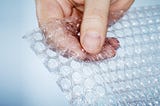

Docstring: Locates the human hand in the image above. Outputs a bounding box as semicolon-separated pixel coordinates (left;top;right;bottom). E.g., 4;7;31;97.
36;0;134;61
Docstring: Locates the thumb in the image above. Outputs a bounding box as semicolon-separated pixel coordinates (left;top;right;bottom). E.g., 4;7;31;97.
80;0;110;54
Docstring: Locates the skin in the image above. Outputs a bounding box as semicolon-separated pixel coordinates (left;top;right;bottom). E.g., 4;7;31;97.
36;0;134;61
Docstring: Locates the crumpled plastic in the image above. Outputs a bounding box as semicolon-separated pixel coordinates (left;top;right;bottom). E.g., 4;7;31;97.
24;5;160;106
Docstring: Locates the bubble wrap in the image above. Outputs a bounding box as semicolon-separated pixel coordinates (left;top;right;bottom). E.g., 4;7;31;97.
24;5;160;106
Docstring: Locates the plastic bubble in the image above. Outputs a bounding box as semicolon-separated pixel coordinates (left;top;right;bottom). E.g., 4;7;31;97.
72;72;82;84
95;86;106;97
32;42;46;53
84;78;95;90
59;78;71;91
60;66;72;76
73;85;83;97
47;59;59;70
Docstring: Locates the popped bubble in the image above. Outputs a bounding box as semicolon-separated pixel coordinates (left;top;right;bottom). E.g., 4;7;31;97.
24;5;160;106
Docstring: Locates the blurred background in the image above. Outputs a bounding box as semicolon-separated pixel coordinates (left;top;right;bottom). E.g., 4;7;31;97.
0;0;160;106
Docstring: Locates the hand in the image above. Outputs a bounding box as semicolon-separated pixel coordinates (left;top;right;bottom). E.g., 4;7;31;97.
36;0;134;61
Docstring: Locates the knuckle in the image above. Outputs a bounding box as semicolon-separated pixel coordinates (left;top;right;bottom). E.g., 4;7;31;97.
84;7;107;23
83;15;106;24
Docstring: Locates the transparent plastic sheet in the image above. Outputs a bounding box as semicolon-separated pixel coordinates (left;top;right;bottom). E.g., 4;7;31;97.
24;5;160;106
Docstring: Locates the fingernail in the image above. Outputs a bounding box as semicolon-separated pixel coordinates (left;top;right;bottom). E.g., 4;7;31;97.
83;32;101;53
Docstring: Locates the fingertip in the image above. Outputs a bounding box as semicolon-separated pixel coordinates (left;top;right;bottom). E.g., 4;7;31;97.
107;37;120;50
81;31;105;54
80;0;110;54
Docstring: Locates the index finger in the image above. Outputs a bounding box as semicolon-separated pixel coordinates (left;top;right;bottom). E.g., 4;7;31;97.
36;0;64;26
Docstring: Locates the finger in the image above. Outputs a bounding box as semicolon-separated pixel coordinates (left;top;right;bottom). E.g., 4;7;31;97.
107;37;120;50
85;43;116;61
80;0;110;54
99;44;116;59
84;38;118;61
36;1;86;59
36;0;64;26
110;0;134;11
43;17;86;60
108;0;135;25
